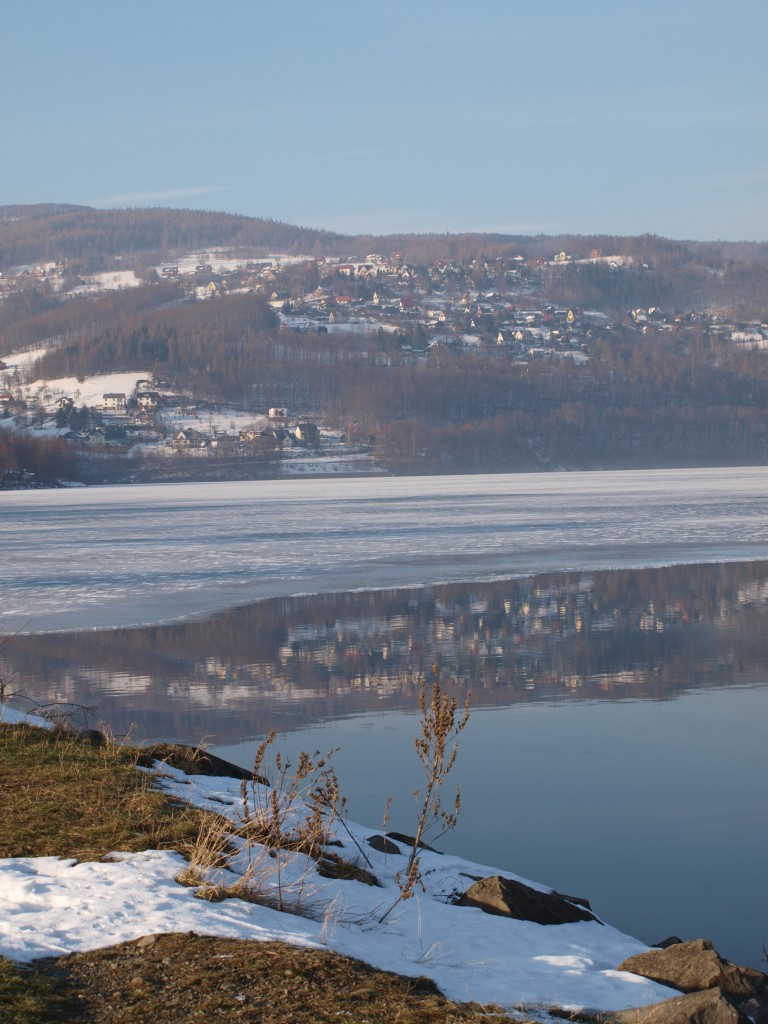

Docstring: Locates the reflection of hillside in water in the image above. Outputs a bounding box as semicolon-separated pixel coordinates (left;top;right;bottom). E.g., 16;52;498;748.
5;561;768;745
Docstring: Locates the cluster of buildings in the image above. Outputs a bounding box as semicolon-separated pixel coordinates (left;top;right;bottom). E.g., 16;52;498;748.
154;248;768;358
2;247;768;464
54;381;323;458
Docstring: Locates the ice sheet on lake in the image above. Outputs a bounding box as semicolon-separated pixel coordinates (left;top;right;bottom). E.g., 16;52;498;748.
3;467;768;633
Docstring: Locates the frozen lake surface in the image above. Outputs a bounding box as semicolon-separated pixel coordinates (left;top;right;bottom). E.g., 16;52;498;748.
3;467;768;632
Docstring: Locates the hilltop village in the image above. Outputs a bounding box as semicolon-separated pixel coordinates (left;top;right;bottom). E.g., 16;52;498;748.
2;244;768;484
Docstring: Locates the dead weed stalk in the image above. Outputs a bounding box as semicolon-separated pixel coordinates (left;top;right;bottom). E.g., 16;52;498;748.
379;664;470;924
181;732;371;917
236;732;348;912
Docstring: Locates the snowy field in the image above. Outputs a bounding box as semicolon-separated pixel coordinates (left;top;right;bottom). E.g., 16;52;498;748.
3;467;768;633
22;370;149;411
0;705;678;1017
0;351;151;416
0;346;50;370
68;269;142;295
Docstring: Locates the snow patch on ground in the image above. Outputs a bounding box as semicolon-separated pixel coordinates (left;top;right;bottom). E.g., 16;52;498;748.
0;347;49;369
69;270;142;296
280;453;388;476
0;705;54;729
162;407;268;434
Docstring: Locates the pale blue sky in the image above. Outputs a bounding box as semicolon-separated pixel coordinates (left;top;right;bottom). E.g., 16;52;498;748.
4;0;767;240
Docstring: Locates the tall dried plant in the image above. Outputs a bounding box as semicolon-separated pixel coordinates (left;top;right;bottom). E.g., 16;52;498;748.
380;664;470;923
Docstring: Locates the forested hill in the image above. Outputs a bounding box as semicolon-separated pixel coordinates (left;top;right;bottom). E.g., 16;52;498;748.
0;203;91;221
2;203;767;276
0;206;350;270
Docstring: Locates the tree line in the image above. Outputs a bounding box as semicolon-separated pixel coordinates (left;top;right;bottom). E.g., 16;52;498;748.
0;206;349;271
2;203;767;279
0;281;185;352
0;430;76;482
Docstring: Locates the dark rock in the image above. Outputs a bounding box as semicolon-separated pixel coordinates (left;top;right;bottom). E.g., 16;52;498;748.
407;975;441;996
599;986;750;1024
316;855;379;887
140;743;256;781
652;936;684;949
737;997;768;1024
77;729;107;746
180;748;256;781
618;939;768;1002
366;835;402;855
457;875;600;925
554;890;593;911
385;831;441;853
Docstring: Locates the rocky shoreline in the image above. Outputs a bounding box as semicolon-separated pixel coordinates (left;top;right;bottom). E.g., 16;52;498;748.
583;939;768;1024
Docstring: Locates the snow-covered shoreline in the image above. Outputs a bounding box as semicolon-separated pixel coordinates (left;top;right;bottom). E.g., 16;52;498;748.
0;705;678;1017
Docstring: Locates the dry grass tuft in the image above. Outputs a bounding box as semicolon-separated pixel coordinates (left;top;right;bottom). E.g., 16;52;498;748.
176;731;380;916
0;956;76;1024
380;664;470;923
0;724;207;861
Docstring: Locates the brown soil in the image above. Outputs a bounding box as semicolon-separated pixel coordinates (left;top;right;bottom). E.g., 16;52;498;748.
29;932;532;1023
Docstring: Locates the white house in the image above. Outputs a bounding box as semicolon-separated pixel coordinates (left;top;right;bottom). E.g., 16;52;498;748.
102;393;126;412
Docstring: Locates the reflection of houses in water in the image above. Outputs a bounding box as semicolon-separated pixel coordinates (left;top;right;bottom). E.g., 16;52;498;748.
178;681;335;709
253;565;768;704
53;667;153;696
93;672;153;694
4;561;768;743
737;579;768;605
178;563;768;704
